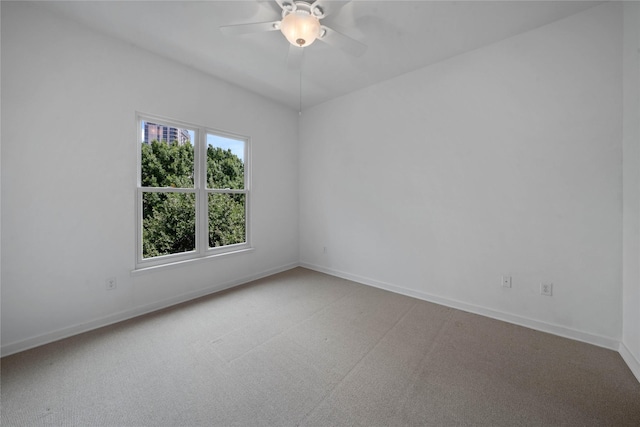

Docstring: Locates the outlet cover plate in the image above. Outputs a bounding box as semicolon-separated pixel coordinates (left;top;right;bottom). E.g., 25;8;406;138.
502;275;512;288
540;283;553;296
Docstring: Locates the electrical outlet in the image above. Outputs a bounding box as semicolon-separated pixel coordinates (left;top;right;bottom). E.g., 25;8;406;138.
106;277;117;291
502;275;512;288
540;283;553;296
323;246;327;255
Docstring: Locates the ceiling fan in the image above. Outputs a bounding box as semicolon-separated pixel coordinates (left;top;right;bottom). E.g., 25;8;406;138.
220;0;367;68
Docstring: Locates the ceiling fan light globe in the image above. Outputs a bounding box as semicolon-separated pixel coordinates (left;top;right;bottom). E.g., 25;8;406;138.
280;11;320;47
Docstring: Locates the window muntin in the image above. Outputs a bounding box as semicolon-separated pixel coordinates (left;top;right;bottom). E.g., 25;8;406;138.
136;114;250;269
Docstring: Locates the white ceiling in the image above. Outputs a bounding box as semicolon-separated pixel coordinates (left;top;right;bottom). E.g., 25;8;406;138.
42;0;603;110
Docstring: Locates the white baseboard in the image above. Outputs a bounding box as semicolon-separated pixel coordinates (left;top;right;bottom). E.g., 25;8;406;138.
4;260;633;384
300;262;620;351
1;262;299;357
619;342;640;383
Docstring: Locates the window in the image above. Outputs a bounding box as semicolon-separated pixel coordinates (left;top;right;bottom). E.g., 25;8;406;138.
136;114;250;269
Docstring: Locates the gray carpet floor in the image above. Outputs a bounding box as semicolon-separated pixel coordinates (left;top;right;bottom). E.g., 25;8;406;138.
1;267;639;426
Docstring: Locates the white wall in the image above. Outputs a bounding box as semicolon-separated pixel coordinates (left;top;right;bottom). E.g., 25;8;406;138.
622;1;640;380
300;3;622;348
1;2;299;355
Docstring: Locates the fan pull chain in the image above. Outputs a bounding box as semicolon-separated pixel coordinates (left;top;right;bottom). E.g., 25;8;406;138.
299;68;303;116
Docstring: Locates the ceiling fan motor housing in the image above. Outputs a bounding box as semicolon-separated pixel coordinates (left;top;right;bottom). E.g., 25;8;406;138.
279;1;324;47
220;0;366;58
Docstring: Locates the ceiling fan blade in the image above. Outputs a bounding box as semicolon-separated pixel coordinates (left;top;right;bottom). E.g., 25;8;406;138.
319;25;367;57
220;21;280;36
287;44;304;69
258;0;284;15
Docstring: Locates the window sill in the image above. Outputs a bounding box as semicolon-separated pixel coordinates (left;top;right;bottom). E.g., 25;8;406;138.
130;247;254;277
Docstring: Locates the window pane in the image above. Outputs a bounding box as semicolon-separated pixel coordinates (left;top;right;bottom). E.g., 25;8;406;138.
209;193;245;247
142;192;196;258
141;121;195;188
206;134;244;190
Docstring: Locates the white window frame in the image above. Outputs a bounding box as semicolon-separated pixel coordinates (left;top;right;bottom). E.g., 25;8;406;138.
135;113;251;270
